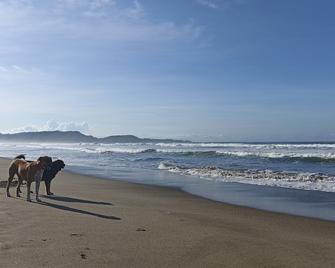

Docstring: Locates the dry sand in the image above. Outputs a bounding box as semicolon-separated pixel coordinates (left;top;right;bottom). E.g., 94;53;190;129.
0;157;335;267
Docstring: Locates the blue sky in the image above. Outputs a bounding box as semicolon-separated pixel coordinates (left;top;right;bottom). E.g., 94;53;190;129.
0;0;334;141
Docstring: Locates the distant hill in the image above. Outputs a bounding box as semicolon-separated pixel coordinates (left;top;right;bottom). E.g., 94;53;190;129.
0;131;190;144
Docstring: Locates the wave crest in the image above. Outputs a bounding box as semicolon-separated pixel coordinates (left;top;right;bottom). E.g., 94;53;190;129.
158;162;335;192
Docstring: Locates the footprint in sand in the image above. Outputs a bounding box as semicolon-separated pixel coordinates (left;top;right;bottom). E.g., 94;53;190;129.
80;253;87;260
70;233;84;237
0;242;12;250
80;248;90;260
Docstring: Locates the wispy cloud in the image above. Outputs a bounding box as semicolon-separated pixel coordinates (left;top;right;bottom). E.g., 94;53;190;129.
0;65;44;78
196;0;243;9
0;0;207;137
125;0;145;19
197;0;218;9
0;0;204;43
6;120;90;134
0;65;48;90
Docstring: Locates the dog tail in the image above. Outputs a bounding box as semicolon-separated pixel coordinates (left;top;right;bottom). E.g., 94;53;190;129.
14;154;26;160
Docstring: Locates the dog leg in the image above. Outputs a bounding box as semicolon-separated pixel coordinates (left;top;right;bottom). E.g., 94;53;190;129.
16;176;23;197
26;181;32;202
6;176;13;197
45;181;53;195
6;167;16;197
16;179;22;197
35;176;41;202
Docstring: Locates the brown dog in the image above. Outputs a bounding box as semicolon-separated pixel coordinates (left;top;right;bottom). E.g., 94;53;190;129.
6;156;52;202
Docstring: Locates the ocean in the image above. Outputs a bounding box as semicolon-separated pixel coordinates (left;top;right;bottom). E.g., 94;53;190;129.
1;141;335;220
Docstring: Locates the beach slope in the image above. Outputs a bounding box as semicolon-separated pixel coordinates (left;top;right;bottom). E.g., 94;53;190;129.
0;158;335;267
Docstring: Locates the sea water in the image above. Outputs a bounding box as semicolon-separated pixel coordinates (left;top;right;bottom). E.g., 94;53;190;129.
1;142;335;220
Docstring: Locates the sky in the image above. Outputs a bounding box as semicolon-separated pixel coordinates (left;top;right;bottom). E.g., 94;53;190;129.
0;0;334;141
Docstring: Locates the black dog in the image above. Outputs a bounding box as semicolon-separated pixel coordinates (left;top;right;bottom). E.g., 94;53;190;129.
15;155;65;195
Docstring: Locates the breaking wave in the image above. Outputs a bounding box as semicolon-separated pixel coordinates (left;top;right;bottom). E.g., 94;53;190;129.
216;151;335;163
101;149;335;163
1;141;335;194
20;144;335;163
2;142;335;163
158;162;335;192
156;142;335;149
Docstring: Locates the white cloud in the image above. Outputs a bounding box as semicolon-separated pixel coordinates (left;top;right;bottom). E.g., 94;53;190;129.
197;0;218;9
7;120;90;134
196;0;243;9
0;65;48;89
0;64;43;76
8;126;39;133
46;120;90;132
56;0;116;10
0;0;204;43
125;0;145;19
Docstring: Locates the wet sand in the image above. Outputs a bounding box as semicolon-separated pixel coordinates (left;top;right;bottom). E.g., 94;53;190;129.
0;157;335;267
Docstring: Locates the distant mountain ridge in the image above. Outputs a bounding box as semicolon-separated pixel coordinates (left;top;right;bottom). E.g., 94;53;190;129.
0;131;190;144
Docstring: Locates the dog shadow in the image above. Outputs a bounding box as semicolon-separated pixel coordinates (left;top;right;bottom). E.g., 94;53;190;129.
36;200;121;220
43;195;113;206
0;180;18;188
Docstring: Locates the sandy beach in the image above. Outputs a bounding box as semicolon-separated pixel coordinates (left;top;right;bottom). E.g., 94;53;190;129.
0;157;335;267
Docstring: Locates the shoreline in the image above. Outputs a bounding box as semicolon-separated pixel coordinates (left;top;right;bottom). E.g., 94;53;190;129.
67;168;335;223
4;156;335;222
67;164;335;222
1;158;335;267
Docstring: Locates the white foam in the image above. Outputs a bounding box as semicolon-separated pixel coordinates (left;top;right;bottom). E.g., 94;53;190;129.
158;162;335;192
156;142;335;149
216;151;335;160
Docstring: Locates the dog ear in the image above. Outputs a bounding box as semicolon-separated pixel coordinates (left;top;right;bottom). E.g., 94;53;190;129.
38;156;52;165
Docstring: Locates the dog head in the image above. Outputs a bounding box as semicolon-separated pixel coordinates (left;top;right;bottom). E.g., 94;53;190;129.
52;160;65;172
43;159;65;180
37;156;53;169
